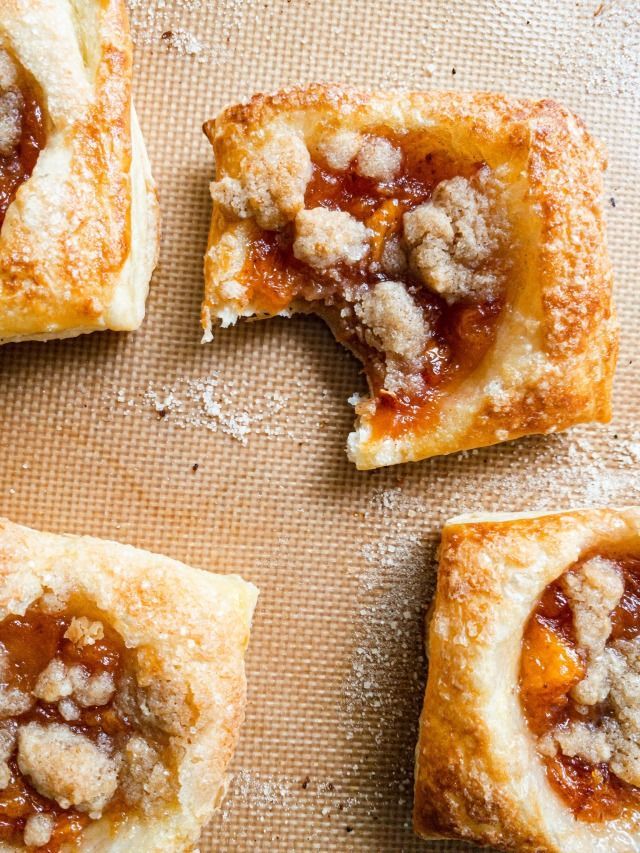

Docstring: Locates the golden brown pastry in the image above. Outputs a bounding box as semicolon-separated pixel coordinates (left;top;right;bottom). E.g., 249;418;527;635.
414;507;640;853
0;0;159;343
203;85;617;469
0;517;258;851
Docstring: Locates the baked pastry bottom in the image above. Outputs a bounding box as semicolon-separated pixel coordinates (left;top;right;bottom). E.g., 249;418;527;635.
414;507;640;853
0;518;257;851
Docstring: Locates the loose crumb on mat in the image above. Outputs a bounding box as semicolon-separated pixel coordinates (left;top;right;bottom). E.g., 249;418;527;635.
103;372;309;445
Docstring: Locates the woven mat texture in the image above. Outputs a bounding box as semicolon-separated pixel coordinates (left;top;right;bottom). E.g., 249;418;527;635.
1;0;639;849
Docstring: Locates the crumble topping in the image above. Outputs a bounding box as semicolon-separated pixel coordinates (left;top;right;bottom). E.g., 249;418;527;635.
538;556;640;804
540;637;640;788
64;616;105;648
293;207;371;270
316;129;361;170
17;722;118;815
0;50;21;156
210;126;512;436
380;235;408;278
211;129;312;229
403;172;507;303
316;131;401;181
562;556;624;705
121;734;172;812
34;658;115;707
0;604;175;847
23;813;55;848
355;136;402;182
0;724;16;789
354;281;430;396
355;281;428;364
0;646;34;718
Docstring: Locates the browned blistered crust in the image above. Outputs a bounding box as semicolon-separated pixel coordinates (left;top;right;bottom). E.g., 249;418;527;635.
0;0;159;342
414;507;640;853
0;517;258;852
203;85;617;469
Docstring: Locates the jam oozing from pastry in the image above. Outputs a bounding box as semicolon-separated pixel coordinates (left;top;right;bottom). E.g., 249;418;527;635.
0;601;167;851
235;131;510;438
0;49;47;231
520;553;640;822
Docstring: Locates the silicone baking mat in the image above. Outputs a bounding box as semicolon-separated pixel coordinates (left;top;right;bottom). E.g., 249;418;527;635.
2;0;638;849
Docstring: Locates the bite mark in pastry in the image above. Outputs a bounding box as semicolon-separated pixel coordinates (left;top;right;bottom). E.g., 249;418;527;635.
414;507;640;853
202;85;617;469
0;517;258;851
0;0;159;344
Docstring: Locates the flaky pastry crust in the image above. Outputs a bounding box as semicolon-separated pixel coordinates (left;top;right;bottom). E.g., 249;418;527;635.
414;507;640;853
0;517;258;851
203;85;617;469
0;0;159;343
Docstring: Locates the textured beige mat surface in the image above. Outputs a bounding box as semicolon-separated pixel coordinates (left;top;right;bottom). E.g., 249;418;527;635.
2;0;639;849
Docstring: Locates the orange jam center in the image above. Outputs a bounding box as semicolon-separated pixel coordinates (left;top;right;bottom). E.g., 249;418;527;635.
0;68;46;231
520;553;640;822
238;133;507;438
0;604;131;852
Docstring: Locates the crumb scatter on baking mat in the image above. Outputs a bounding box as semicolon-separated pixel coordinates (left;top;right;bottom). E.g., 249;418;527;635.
1;1;637;850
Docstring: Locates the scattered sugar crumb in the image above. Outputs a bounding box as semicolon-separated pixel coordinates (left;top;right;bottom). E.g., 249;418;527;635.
214;769;358;841
127;0;247;65
104;373;304;445
221;771;293;817
160;28;204;56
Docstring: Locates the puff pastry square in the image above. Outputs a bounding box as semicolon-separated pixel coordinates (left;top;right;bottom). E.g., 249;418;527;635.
0;517;257;851
203;85;617;469
415;507;640;853
0;0;159;344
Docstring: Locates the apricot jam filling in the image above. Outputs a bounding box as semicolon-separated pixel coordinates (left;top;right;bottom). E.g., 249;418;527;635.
520;553;640;822
237;132;509;439
0;601;165;851
0;49;47;231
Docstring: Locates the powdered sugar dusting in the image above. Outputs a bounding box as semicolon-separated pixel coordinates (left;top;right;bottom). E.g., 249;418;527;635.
341;488;432;817
451;426;640;511
558;0;640;100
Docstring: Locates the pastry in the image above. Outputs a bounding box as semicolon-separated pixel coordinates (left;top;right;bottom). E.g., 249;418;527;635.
0;0;159;344
0;517;258;851
202;85;617;469
414;507;640;852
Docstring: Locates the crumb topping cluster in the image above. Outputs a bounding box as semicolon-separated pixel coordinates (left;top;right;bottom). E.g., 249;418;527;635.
210;125;511;436
521;553;640;821
0;48;46;230
0;599;171;850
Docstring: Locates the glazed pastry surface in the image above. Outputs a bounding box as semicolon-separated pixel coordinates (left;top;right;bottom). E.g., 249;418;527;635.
415;507;640;853
0;517;257;851
0;0;159;343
